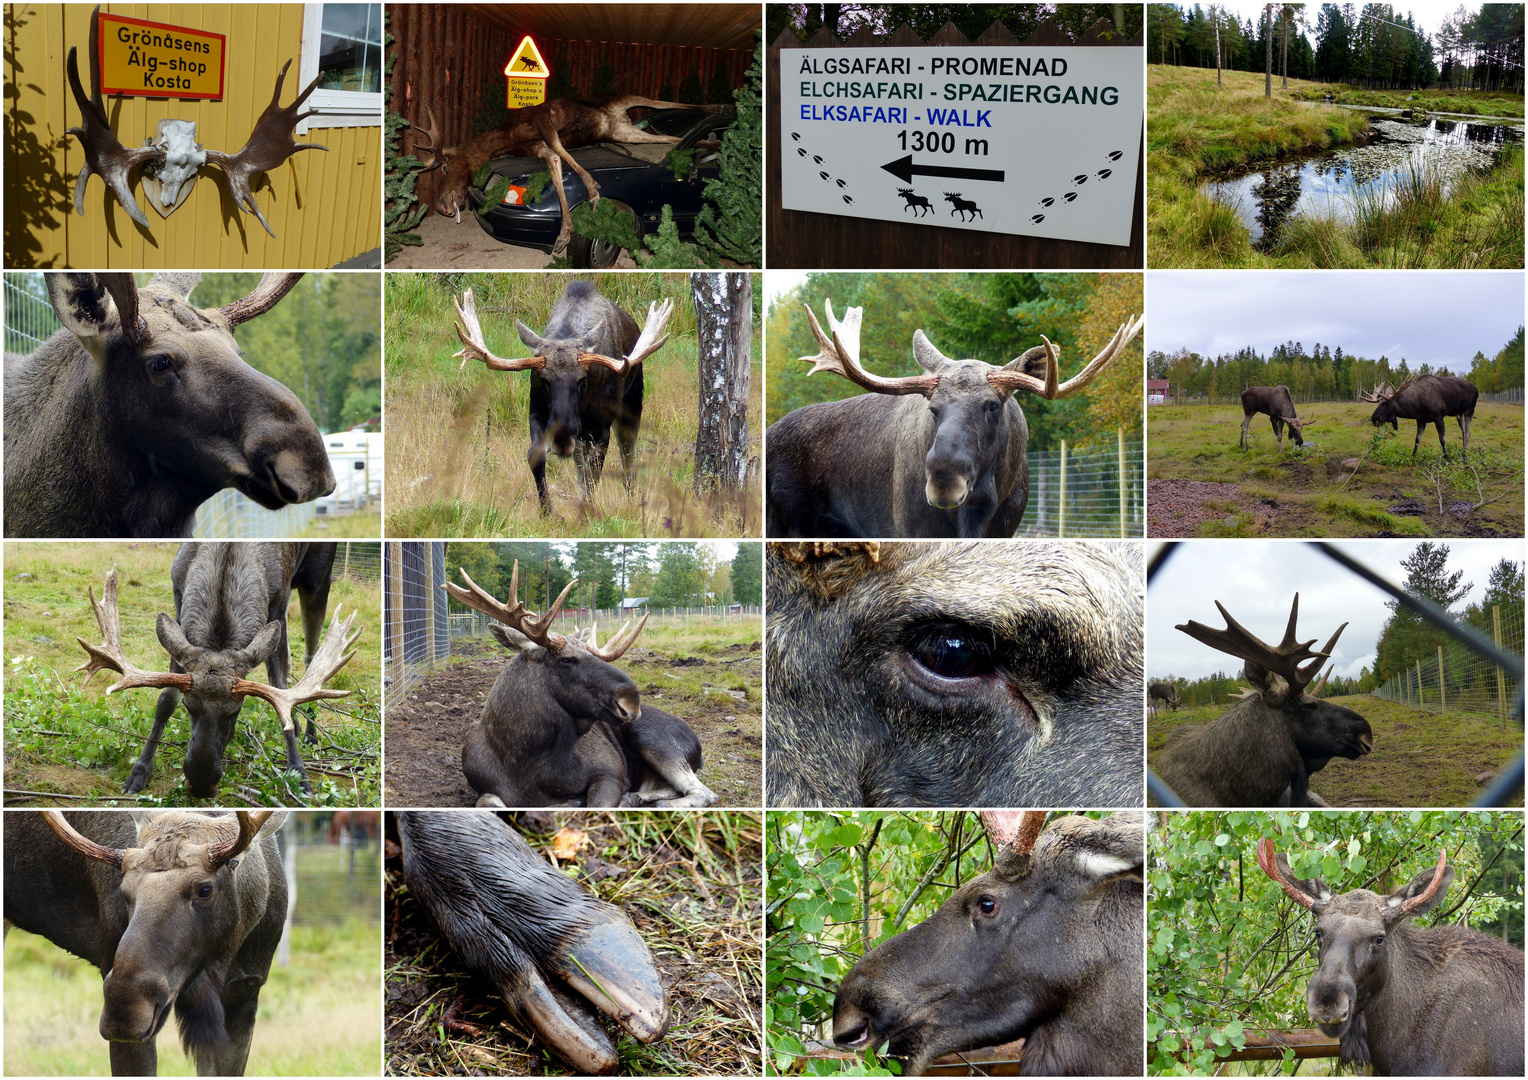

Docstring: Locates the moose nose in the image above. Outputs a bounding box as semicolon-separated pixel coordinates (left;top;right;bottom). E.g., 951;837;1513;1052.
100;970;170;1042
924;470;970;510
834;1013;872;1050
615;689;641;723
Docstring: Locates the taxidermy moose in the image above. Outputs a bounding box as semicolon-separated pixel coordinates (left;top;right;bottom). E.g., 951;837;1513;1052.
414;94;726;255
66;7;324;236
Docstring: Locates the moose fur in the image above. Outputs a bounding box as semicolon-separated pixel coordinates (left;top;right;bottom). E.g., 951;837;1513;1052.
834;812;1144;1076
765;541;1143;807
1365;375;1479;461
1239;385;1314;451
1259;840;1524;1076
4;810;287;1077
4;273;333;537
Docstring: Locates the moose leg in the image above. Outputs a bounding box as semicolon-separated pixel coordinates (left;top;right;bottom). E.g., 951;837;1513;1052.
109;1038;158;1076
1459;414;1471;461
1239;413;1252;449
527;415;554;513
1412;418;1426;457
535;148;576;258
123;679;185;793
293;579;332;744
542;126;603;209
1434;418;1448;459
1270;415;1285;451
278;726;315;796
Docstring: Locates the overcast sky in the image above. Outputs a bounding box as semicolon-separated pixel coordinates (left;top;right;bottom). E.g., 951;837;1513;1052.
1148;540;1522;681
1209;1;1457;40
1148;271;1524;375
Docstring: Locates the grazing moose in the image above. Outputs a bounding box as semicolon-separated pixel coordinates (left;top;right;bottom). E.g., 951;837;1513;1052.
766;299;1143;538
450;282;673;514
1148;681;1181;717
943;192;982;220
413;95;724;255
444;562;718;808
1257;838;1524;1076
4;810;287;1076
896;188;934;216
1361;375;1479;461
834;811;1144;1076
1239;385;1316;451
1155;594;1373;807
396;811;668;1074
5;273;334;538
766;541;1143;807
74;545;359;799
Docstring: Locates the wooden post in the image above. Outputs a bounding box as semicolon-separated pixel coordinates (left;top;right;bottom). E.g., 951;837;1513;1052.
1059;439;1068;538
1416;658;1424;708
1438;645;1445;715
1117;427;1126;537
388;542;404;687
424;547;437;669
1494;604;1507;725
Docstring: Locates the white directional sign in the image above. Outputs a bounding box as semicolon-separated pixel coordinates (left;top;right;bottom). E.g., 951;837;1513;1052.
780;46;1143;246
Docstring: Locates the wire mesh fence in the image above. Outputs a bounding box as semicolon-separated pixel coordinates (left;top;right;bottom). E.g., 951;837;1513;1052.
446;604;763;640
333;542;382;584
282;816;381;929
1019;434;1143;538
1373;601;1525;725
3;274;60;354
193;488;319;538
383;541;450;703
1151;388;1525;407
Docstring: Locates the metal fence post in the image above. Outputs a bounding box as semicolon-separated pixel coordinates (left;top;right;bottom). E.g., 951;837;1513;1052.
1416;658;1424;708
1438;645;1445;715
1495;604;1507;725
1059;439;1068;538
1117;427;1126;538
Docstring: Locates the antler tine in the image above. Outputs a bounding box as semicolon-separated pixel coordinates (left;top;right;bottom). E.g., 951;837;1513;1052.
203;59;328;238
414;103;445;172
579;298;675;373
97;273;148;348
585;613;648;662
1399;849;1449;915
452;290;546;372
1176;593;1335;696
205;810;276;868
43;810;126;868
1256;838;1318;910
1309;665;1331;699
801;300;939;397
65;10;161;229
220;273;305;329
441;562;570;650
1047;314;1144;399
74;566;193;695
230;607;359;731
985;335;1058;398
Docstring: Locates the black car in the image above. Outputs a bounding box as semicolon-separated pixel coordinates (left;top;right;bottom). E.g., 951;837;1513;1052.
466;107;733;268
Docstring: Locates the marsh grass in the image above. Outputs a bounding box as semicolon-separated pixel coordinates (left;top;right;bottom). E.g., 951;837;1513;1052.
385;273;762;538
386;810;763;1077
1287;83;1527;119
1149;66;1525;268
2;543;382;807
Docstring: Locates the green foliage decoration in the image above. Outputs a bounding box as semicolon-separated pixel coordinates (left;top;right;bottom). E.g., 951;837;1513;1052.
383;12;427;260
694;40;763;267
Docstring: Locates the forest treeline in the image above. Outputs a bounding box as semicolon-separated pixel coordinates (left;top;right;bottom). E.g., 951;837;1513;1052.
1148;325;1524;401
443;541;762;614
1149;2;1525;93
767;273;1143;451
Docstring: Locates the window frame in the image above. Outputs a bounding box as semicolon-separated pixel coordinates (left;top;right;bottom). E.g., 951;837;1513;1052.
296;3;382;132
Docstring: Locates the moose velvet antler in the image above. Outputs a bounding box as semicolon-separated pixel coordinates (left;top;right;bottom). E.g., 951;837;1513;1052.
220;273;307;329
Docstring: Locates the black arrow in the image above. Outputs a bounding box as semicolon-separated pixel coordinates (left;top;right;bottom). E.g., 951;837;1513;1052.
880;155;1005;183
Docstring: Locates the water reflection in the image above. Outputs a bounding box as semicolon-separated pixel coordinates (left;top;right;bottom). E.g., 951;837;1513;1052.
1202;118;1522;250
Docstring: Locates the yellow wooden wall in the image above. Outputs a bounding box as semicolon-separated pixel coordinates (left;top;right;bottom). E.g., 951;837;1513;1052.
5;4;380;269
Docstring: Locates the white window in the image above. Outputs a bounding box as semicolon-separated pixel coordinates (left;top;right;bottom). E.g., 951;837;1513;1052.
297;3;382;131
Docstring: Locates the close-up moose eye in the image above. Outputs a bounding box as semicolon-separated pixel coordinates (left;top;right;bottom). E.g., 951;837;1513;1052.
909;626;997;680
976;896;999;917
196;883;213;899
146;354;172;374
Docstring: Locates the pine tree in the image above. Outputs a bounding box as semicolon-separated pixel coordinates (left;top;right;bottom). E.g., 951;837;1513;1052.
694;41;762;267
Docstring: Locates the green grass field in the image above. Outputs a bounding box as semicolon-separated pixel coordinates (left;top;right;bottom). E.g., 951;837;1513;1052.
5;889;380;1076
1149;65;1525;268
2;543;381;807
1147;401;1524;537
1148;695;1523;808
384;272;762;538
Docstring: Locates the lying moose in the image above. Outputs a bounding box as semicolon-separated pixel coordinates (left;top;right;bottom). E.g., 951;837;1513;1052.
443;561;718;808
396;810;668;1074
834;811;1144;1075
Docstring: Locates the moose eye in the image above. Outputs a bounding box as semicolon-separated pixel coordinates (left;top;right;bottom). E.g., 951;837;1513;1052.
910;627;996;680
146;355;173;375
196;883;213;899
1372;934;1385;948
976;896;999;917
1313;928;1323;942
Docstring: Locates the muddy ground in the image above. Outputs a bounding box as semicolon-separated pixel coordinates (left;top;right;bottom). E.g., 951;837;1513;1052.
385;641;762;807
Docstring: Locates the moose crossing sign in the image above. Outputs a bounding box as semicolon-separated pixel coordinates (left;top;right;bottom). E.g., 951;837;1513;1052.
780;45;1143;246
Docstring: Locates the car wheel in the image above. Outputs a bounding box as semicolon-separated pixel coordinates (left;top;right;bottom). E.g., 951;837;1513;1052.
567;201;639;268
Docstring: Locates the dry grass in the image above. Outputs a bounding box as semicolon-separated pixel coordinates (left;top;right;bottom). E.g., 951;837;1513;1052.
384;273;762;537
386;810;763;1076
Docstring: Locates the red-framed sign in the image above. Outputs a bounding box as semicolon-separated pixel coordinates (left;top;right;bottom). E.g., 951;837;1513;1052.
97;12;226;100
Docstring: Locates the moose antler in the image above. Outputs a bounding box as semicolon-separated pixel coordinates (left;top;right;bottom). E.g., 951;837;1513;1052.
578;299;674;374
1359;376;1417;404
220;273;306;329
64;9;162;229
230;607;360;731
987;314;1146;399
452;290;547;372
1176;594;1346;699
204;811;276;868
443;562;573;650
1256;838;1320;910
74;567;194;695
43;810;126;867
980;810;1048;853
801;300;941;396
582;616;650;662
204;59;327;238
413;103;447;172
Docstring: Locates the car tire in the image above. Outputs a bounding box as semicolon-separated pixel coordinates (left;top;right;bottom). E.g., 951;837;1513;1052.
567;201;640;269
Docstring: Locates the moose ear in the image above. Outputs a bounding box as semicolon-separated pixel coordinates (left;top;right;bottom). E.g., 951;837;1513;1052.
1004;343;1061;380
489;623;536;654
227;620;284;674
911;330;954;375
1035;812;1144;891
46;273;119;363
517;320;551;354
156;613;212;671
1384;862;1454;921
147;272;201;301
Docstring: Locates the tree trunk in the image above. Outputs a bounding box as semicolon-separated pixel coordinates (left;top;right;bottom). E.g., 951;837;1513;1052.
1214;5;1222;87
1265;4;1273;98
1281;6;1289;88
692;272;752;496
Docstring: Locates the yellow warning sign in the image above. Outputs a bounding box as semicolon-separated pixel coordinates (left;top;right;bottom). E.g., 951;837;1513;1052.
505;36;549;79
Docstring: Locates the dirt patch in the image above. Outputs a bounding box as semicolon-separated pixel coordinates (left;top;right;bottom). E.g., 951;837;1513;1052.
1147;479;1280;535
385;648;762;807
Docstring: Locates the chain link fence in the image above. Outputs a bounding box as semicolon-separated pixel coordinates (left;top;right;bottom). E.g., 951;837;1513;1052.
1373;600;1525;725
193;489;319;538
383;542;450;704
1019;434;1143;538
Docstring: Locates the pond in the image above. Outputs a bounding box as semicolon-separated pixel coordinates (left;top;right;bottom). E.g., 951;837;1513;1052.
1201;115;1523;250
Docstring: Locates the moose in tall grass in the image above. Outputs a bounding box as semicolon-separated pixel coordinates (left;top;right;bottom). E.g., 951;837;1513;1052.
766;300;1143;538
833;811;1144;1075
1361;375;1479;462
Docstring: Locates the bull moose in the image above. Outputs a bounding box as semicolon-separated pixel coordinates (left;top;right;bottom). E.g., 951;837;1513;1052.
1155;594;1373;807
396;810;668;1074
1239;385;1315;451
4;810;287;1076
1361;375;1479;461
1257;837;1524;1075
834;811;1144;1075
443;561;718;808
766;541;1143;807
4;272;334;537
766;300;1143;538
75;545;360;799
450;281;673;513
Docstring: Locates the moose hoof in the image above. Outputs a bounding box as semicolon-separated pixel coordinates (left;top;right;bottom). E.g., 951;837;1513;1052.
122;768;151;795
